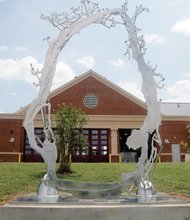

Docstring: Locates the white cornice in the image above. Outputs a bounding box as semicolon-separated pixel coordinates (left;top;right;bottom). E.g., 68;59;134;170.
162;116;190;122
0;114;24;120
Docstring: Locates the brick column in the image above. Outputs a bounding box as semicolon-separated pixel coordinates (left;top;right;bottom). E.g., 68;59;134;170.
111;129;118;154
110;129;120;162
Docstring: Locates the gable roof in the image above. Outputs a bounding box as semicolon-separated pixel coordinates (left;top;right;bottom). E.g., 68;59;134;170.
16;69;147;115
49;69;147;110
13;69;190;118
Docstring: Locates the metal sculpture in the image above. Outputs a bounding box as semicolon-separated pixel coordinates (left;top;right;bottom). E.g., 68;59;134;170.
23;0;164;202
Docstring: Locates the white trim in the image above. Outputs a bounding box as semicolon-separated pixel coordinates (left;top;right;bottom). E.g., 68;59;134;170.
162;116;190;121
0;114;24;119
0;152;23;155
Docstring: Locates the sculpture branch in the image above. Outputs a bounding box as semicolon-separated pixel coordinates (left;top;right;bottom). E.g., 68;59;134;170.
132;5;149;24
120;1;163;187
41;0;102;31
30;63;42;87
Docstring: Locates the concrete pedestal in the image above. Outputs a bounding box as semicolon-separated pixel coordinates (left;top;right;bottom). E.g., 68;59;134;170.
1;194;190;220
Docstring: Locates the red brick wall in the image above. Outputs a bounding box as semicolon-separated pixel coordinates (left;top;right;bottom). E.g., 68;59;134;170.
0;119;24;162
0;154;22;162
160;154;185;163
51;76;146;115
110;155;120;163
159;120;189;162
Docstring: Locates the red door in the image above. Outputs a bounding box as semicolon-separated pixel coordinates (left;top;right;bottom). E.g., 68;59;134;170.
24;128;43;162
72;129;109;162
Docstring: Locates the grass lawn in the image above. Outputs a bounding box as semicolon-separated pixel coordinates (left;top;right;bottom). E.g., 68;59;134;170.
0;162;190;205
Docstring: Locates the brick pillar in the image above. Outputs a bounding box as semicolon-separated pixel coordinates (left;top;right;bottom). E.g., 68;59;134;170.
110;129;120;163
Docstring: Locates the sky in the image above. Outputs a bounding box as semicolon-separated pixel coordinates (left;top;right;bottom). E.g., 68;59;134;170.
0;0;190;113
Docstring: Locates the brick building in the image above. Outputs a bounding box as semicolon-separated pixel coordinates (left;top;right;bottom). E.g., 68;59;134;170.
0;70;189;163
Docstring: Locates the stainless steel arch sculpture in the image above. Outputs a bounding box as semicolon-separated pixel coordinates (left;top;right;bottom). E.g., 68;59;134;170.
23;0;164;201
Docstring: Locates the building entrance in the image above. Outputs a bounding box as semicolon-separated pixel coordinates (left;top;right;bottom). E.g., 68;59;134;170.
24;128;43;162
119;129;141;163
24;128;109;163
72;129;109;163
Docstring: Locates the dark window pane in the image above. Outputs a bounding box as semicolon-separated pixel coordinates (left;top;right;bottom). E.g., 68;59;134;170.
92;130;98;134
92;135;98;139
101;140;107;145
92;140;98;145
25;150;31;155
101;135;107;140
101;130;107;134
92;151;99;155
25;144;31;150
83;130;89;134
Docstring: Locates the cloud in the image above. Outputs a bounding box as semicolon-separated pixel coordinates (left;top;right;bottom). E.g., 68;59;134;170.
10;92;17;96
117;81;145;101
168;0;181;7
76;56;95;69
144;34;167;44
172;18;190;36
0;56;76;90
183;73;190;78
167;80;190;102
0;46;8;51
0;46;27;51
51;61;76;90
0;56;42;86
14;47;27;52
107;59;125;67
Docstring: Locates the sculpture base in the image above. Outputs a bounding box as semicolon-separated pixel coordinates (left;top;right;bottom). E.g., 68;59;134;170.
1;193;190;220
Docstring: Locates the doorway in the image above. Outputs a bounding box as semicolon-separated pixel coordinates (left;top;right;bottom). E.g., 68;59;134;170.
24;128;43;162
72;129;109;162
119;129;141;162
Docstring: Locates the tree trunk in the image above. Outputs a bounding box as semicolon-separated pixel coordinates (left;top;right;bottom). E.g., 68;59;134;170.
57;153;72;174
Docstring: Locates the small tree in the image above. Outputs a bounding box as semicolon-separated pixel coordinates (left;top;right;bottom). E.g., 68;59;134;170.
54;103;88;174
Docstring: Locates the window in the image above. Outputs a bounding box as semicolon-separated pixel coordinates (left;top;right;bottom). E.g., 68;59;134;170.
83;94;98;108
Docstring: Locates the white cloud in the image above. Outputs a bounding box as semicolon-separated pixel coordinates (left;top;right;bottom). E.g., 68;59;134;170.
0;46;8;51
76;56;95;69
52;61;76;90
107;59;124;67
167;80;190;102
0;46;27;51
117;81;144;101
10;92;17;96
183;73;190;78
168;0;181;7
144;34;167;44
14;47;27;52
172;18;190;36
0;56;75;90
0;56;42;86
